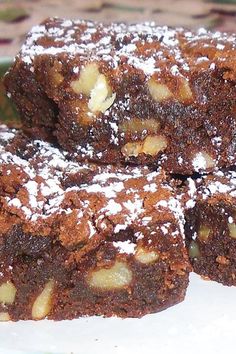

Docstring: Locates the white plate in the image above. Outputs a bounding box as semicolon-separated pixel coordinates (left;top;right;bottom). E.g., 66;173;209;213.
0;272;235;354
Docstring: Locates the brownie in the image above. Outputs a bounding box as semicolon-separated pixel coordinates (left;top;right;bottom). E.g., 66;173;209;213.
185;170;236;286
0;125;189;321
4;18;236;174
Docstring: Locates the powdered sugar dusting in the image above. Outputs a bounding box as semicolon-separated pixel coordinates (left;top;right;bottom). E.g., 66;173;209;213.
185;178;197;209
156;197;185;238
192;170;236;204
19;17;235;80
192;153;206;172
0;126;184;248
113;240;136;254
180;170;236;214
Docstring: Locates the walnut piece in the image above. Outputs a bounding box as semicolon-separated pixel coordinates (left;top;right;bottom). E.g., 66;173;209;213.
142;135;167;156
148;77;193;104
188;241;200;259
201;152;215;169
178;78;193;102
216;255;230;265
121;135;167;158
71;63;100;96
148;79;173;102
119;118;160;134
87;261;132;290
71;63;116;113
0;312;10;322
198;225;211;241
135;247;159;264
0;281;16;305
32;280;54;320
228;223;236;239
121;141;143;157
88;74;116;113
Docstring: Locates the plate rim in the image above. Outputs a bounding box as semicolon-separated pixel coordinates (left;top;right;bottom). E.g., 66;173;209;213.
0;57;12;63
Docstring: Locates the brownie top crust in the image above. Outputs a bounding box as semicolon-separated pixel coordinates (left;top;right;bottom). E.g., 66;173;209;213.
197;171;236;200
0;125;184;251
20;17;236;80
182;171;236;214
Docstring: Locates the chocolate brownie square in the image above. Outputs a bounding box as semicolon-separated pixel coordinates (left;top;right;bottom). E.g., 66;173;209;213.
4;18;236;173
0;125;189;320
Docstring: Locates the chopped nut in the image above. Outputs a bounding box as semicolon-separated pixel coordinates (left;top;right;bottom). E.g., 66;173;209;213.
0;312;10;322
71;63;100;96
188;241;201;259
71;63;116;113
121;141;143;157
216;255;230;265
228;223;236;239
32;280;54;320
0;281;17;305
142;135;167;156
178;78;193;102
198;225;211;241
122;135;167;158
202;152;215;169
135;247;159;264
148;79;173;102
119;118;160;134
88;74;116;113
87;261;132;290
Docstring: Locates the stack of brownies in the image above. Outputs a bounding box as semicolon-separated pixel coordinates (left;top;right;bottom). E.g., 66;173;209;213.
0;18;236;321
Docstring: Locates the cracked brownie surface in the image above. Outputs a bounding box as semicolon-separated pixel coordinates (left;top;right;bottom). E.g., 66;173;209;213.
4;18;236;174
